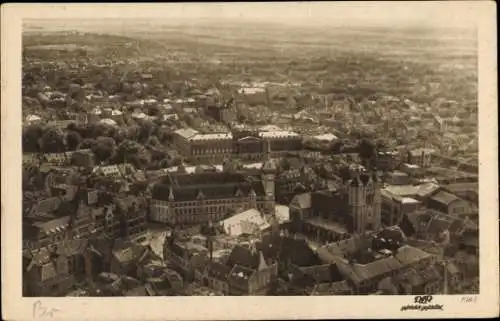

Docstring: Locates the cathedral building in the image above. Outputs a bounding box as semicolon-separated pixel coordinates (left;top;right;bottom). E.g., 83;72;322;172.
291;170;382;243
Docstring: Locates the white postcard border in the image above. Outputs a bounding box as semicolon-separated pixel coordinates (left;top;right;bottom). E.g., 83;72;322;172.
2;3;498;320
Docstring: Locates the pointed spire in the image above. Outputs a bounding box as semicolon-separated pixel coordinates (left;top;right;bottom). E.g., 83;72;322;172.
168;188;175;201
266;139;272;156
258;251;268;271
262;140;276;173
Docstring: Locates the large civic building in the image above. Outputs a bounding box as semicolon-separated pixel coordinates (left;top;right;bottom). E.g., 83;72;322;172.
173;126;303;163
172;128;234;163
150;153;277;226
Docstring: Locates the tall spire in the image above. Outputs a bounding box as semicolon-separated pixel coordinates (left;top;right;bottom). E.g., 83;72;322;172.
262;139;276;173
168;188;174;201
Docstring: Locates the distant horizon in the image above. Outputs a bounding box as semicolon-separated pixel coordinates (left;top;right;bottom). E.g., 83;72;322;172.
20;2;478;31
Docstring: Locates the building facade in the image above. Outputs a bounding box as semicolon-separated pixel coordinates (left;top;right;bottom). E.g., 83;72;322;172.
172;128;233;163
150;163;276;226
297;172;383;243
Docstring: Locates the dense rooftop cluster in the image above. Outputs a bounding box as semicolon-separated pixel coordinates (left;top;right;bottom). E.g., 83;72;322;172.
22;24;478;297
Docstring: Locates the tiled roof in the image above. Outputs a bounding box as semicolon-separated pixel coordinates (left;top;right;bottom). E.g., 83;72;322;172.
35;197;62;214
430;191;461;206
394;245;432;267
153;173;266;202
384;183;441;198
33;216;71;235
320;234;373;258
426;216;452;237
351;256;403;283
174;128;199;139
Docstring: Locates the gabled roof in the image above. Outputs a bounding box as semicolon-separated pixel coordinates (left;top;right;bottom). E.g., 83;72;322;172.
35;197;62;214
430;191;462;206
222;209;269;236
112;243;146;264
394;245;432;267
290;192;312;209
258;236;320;267
33;216;71;235
153;173;266;202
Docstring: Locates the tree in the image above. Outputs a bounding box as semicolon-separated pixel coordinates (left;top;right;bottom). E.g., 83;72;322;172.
278;158;291;172
91;136;117;163
66;130;83;151
40;127;67;153
114;139;151;169
88;123;115;139
78;138;95;150
138;119;157;143
22;124;44;152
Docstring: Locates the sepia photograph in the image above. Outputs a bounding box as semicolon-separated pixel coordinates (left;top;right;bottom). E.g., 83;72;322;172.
2;2;498;320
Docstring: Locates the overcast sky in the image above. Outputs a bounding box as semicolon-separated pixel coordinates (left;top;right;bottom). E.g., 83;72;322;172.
23;2;480;30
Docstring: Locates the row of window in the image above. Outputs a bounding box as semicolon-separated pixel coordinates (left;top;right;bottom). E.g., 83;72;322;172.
174;204;246;215
177;212;225;224
154;197;260;207
191;148;232;155
129;226;147;236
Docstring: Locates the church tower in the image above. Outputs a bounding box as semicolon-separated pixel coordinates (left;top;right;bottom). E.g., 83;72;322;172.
347;175;367;234
261;139;276;215
168;187;175;225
